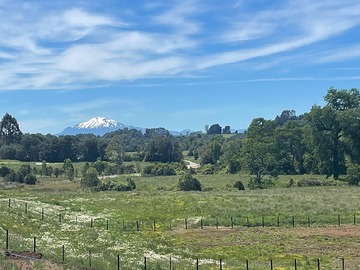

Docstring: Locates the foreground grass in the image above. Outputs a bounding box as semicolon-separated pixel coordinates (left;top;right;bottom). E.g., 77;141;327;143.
0;173;359;269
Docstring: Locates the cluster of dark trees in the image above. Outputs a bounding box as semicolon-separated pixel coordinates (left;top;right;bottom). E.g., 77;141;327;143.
0;164;37;185
184;88;360;186
1;88;360;187
0;120;182;164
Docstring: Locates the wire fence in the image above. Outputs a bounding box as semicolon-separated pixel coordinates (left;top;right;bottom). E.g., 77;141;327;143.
2;230;360;270
1;198;360;232
2;198;360;269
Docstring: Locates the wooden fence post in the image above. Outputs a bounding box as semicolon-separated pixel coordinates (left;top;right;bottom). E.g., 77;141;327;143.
292;216;295;227
200;218;203;229
62;245;65;262
270;259;273;270
25;203;27;214
354;213;356;225
8;198;10;208
317;258;320;270
342;258;345;270
33;237;36;254
107;219;109;230
185;218;188;230
219;259;222;270
277;216;280;227
338;215;341;226
169;256;172;270
136;221;140;231
246;259;249;270
216;218;219;229
196;258;199;270
308;216;311;227
246;217;250;228
294;259;297;270
144;256;147;270
89;251;92;268
117;255;120;270
153;220;156;231
262;216;265;227
41;208;44;221
5;229;9;250
231;217;234;229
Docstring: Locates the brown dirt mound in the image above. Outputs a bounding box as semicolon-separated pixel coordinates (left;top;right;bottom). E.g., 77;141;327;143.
3;250;63;270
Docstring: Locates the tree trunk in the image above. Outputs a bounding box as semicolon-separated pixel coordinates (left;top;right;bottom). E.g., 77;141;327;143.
332;133;340;179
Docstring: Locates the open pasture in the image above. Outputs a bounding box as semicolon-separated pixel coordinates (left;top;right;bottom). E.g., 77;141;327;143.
0;174;360;269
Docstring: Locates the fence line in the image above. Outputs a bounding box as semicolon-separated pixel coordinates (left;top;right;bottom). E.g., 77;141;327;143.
2;228;358;269
2;198;359;233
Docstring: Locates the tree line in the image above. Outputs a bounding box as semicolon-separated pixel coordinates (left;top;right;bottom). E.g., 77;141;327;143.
184;88;360;186
0;123;182;164
1;88;360;186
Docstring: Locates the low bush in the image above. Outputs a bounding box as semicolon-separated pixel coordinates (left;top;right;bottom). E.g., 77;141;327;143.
93;178;136;192
0;165;11;177
142;163;177;177
24;173;37;185
178;172;202;191
248;177;276;189
347;163;360;185
233;180;245;190
297;178;342;187
81;168;100;188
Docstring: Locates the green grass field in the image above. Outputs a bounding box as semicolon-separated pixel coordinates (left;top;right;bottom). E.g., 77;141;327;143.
0;161;360;269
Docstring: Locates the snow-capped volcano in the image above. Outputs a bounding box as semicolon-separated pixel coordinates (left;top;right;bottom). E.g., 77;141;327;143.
57;117;195;136
58;117;128;136
74;117;124;129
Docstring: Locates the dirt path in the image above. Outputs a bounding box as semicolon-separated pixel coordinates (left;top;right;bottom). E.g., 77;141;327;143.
185;160;200;169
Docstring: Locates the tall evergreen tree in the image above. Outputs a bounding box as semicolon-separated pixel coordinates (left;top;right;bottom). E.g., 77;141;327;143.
0;113;22;145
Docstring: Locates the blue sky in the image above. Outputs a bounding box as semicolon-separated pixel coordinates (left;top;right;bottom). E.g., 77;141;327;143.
0;0;360;134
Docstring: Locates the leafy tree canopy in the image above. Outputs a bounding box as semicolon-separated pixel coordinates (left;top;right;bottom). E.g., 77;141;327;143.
0;113;22;145
207;124;222;135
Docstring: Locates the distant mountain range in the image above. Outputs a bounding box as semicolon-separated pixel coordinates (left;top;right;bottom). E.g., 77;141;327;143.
57;117;195;136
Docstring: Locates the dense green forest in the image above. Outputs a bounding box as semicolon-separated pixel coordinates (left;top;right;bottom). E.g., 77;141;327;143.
1;88;360;186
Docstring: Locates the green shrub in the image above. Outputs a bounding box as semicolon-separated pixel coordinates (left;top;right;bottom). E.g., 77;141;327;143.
24;173;37;185
4;171;16;182
288;178;295;187
297;178;322;187
0;166;11;177
16;172;24;183
142;163;177;177
122;164;136;174
199;164;215;174
126;178;136;189
93;178;136;192
248;177;275;189
347;163;360;185
233;180;245;190
178;173;202;191
297;178;341;187
81;168;100;188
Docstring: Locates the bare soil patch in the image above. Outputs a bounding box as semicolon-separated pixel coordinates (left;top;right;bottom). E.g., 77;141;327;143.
3;251;63;270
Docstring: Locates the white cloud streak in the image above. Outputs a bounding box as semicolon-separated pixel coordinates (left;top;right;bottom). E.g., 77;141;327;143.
0;0;359;90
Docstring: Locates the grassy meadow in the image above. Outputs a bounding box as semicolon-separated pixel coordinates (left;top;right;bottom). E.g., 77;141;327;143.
1;161;360;269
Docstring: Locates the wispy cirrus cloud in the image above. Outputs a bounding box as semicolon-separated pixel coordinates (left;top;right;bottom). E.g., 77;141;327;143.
317;45;360;63
198;0;360;69
37;8;122;42
152;0;203;35
0;0;360;91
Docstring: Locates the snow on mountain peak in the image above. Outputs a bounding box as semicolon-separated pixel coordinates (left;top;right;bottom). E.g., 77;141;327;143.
74;117;122;129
